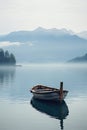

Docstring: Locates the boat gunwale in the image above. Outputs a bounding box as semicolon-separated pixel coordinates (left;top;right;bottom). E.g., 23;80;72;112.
30;85;68;94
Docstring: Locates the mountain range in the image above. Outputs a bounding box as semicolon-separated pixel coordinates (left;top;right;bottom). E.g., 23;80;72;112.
0;27;87;63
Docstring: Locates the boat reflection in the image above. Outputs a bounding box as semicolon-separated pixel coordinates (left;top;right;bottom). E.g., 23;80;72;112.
30;97;69;130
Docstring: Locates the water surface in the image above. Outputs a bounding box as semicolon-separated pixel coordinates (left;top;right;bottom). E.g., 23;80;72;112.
0;64;87;130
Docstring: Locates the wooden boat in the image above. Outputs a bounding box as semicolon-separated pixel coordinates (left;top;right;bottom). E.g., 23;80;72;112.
30;82;68;101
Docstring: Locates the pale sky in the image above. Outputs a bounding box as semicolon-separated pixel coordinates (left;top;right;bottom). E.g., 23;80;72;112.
0;0;87;34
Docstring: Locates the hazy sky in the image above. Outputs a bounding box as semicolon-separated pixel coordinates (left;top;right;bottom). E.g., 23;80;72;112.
0;0;87;34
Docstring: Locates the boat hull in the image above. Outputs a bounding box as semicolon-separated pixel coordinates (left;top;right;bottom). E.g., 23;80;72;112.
30;84;68;101
31;90;68;101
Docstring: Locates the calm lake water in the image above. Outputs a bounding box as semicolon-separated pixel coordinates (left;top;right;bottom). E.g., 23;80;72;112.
0;63;87;130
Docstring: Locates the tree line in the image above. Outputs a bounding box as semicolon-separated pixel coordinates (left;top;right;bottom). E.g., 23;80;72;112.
0;48;16;65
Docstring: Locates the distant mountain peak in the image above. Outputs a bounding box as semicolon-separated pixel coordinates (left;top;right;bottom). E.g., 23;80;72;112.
35;27;47;32
0;27;87;44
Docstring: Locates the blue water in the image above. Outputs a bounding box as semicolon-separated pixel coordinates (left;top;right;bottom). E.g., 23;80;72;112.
0;64;87;130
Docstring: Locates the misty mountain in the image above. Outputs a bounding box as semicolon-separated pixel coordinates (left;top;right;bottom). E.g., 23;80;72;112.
0;27;87;63
68;53;87;63
0;27;86;43
77;31;87;40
